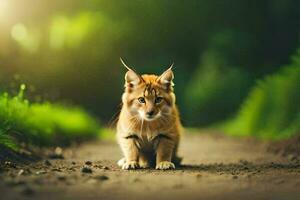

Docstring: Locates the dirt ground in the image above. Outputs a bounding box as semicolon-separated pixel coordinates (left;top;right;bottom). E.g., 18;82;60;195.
0;131;300;200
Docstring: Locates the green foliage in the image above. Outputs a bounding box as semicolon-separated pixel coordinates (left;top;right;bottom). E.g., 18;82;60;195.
1;0;300;123
0;130;18;151
0;85;100;150
224;50;300;139
186;66;252;125
185;30;253;125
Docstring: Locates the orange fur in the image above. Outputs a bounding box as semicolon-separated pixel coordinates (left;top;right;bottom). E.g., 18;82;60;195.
117;62;182;170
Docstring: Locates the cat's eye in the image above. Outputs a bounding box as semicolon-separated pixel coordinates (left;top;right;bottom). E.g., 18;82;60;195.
138;97;146;104
155;97;163;104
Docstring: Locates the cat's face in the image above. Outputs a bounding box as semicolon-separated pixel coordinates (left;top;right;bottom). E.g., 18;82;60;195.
121;60;175;122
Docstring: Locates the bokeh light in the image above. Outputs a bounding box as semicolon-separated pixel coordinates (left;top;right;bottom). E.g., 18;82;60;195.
0;0;300;137
11;23;28;42
50;13;93;50
11;23;40;52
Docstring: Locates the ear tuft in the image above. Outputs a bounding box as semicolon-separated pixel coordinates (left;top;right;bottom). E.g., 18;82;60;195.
120;57;142;87
120;57;132;71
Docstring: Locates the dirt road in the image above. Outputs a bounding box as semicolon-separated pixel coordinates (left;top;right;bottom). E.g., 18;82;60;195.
1;131;300;200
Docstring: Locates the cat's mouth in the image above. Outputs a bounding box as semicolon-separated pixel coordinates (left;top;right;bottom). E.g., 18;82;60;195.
139;111;161;121
145;115;156;121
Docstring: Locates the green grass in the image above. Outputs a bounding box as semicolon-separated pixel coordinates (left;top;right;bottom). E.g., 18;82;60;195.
0;84;100;151
223;49;300;140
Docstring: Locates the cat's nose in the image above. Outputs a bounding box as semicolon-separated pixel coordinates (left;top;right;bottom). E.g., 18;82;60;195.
146;111;155;117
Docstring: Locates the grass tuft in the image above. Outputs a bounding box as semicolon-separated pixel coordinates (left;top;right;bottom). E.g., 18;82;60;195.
0;85;100;150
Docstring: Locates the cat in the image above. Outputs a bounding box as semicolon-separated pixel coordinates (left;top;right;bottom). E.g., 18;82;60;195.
117;58;182;170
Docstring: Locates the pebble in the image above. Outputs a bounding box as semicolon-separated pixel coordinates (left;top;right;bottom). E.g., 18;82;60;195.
81;166;93;173
68;167;76;171
18;169;25;176
36;170;47;175
19;148;32;156
57;176;66;181
239;159;251;165
85;161;93;165
94;175;109;181
44;160;52;166
94;165;109;170
55;147;63;155
48;147;64;159
52;168;62;172
4;161;16;168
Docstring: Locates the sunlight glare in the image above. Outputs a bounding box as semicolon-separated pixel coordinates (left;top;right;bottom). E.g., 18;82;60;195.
0;0;9;17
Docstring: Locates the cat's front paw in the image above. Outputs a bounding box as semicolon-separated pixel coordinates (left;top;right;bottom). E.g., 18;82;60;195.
122;161;139;170
156;161;175;170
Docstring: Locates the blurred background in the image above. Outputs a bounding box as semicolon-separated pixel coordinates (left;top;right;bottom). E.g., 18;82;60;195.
1;0;300;144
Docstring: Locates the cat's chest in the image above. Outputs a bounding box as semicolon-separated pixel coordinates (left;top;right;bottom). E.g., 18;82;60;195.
140;128;157;140
126;122;161;141
118;121;165;149
137;131;158;151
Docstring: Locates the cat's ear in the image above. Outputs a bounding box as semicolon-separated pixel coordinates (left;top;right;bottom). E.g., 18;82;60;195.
157;63;174;90
120;58;143;87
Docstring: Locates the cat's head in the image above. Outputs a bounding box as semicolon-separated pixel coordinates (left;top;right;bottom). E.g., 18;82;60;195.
121;58;176;121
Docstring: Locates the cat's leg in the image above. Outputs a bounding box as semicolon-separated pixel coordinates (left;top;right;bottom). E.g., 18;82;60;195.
155;137;176;170
118;137;140;170
171;143;182;167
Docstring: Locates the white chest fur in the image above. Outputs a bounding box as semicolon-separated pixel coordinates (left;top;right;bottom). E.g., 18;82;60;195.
119;121;160;151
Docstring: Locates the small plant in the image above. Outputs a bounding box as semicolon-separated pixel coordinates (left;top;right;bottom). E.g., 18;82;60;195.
224;49;300;139
0;84;100;150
